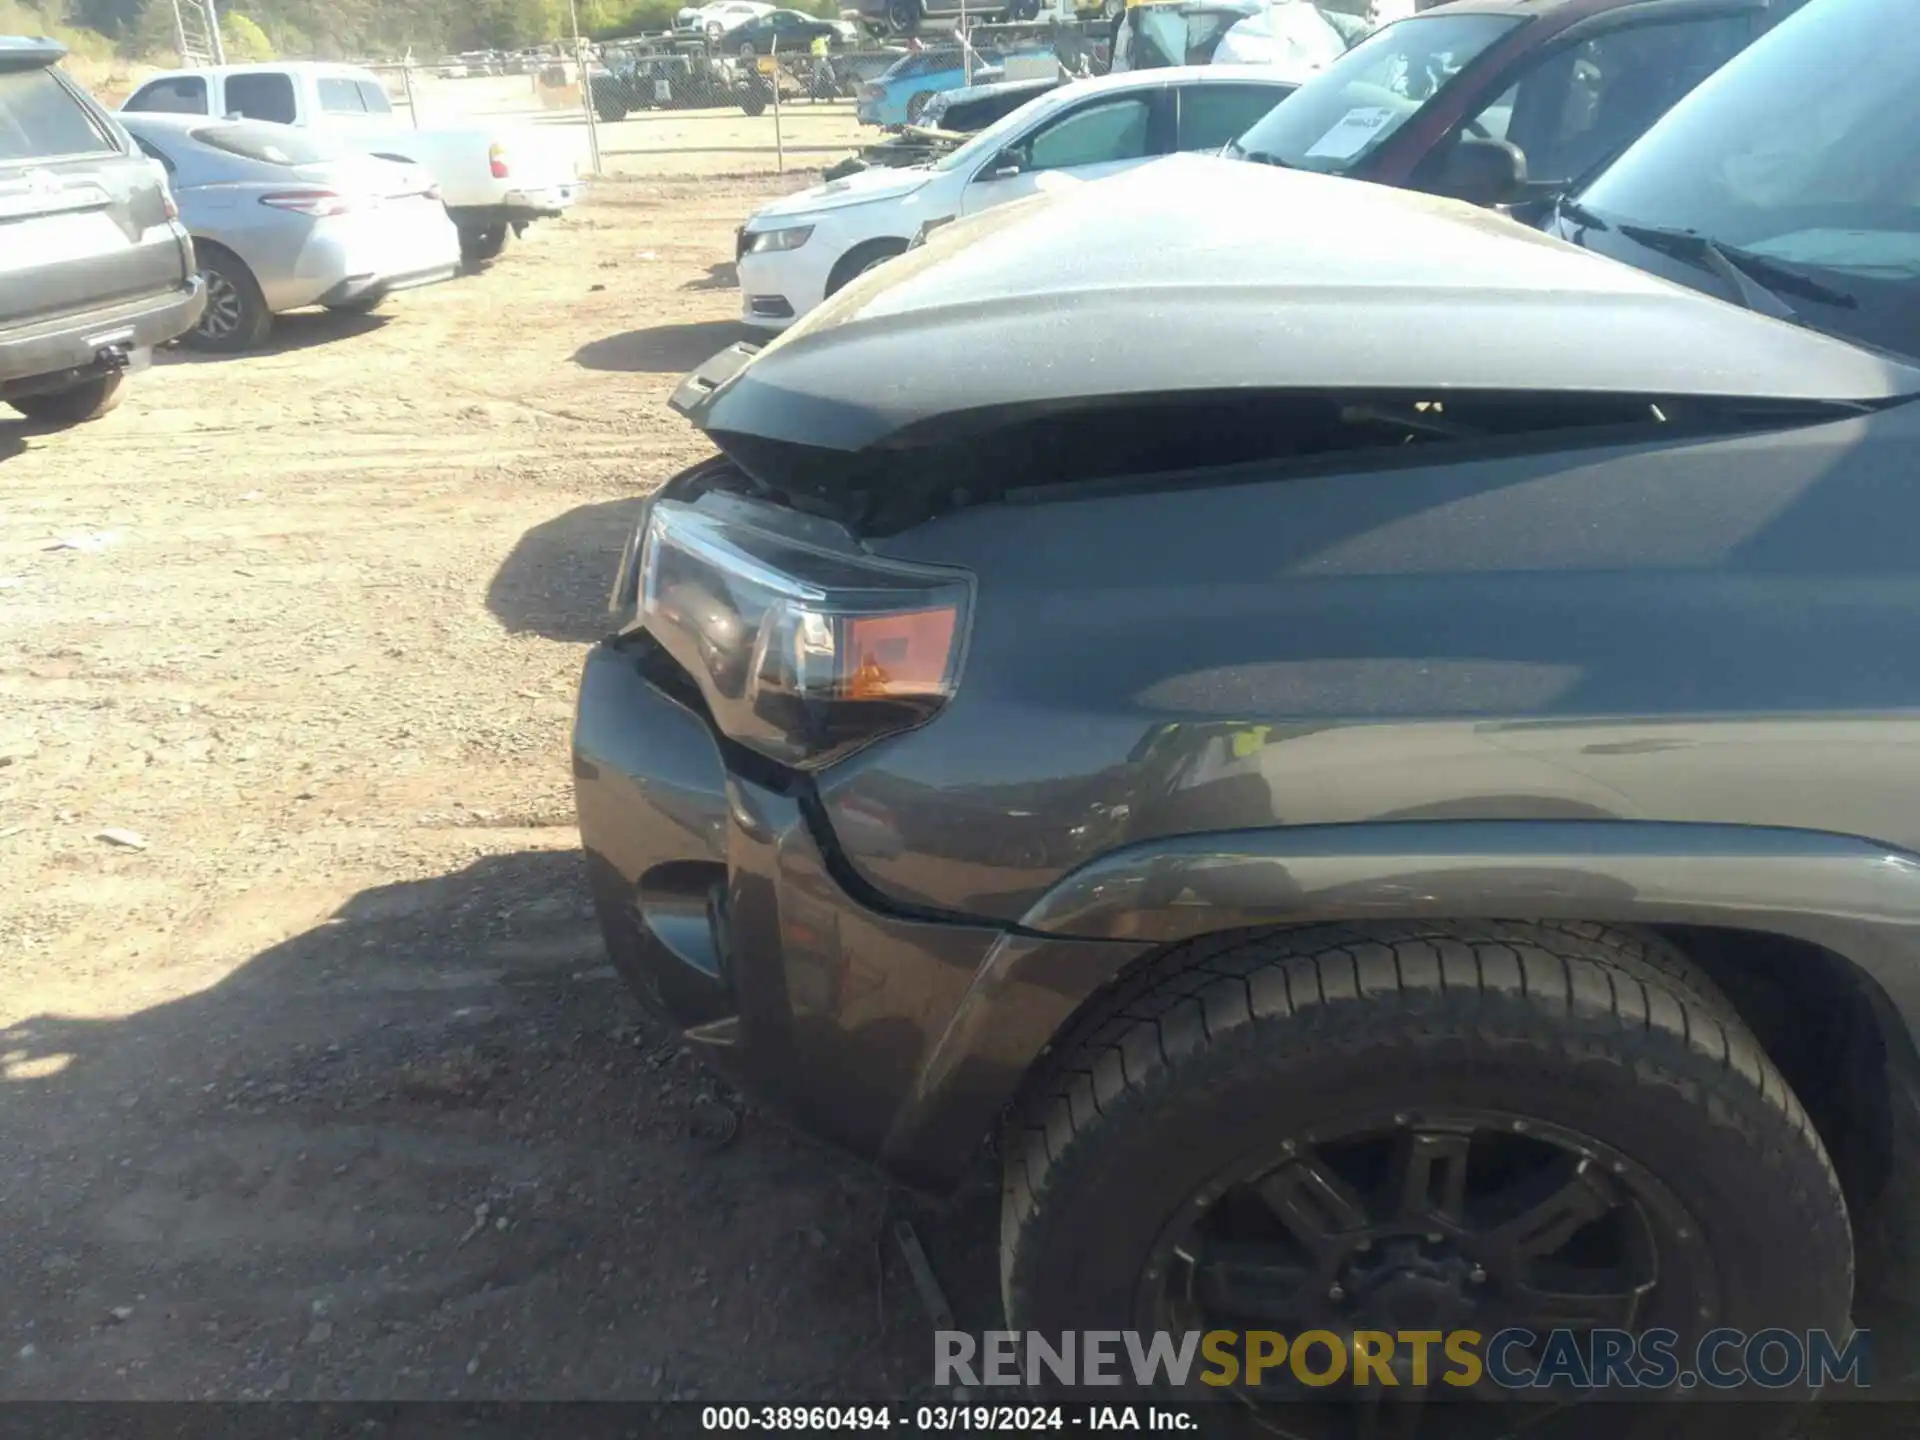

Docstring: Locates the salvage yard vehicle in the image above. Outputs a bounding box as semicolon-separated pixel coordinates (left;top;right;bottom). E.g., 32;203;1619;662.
591;39;748;120
0;35;204;426
738;64;1304;328
119;115;461;353
721;8;859;56
1228;0;1809;207
119;62;582;265
581;0;1920;1405
1547;0;1916;363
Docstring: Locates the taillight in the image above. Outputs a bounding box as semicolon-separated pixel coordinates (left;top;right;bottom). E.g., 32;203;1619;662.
260;190;356;217
489;143;509;179
161;188;179;221
633;498;972;769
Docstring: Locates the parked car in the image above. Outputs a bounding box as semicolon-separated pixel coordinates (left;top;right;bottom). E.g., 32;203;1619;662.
919;72;1061;129
1226;0;1810;207
118;114;460;353
676;0;777;30
1546;0;1915;364
0;36;204;427
859;0;1048;34
857;43;1054;126
739;64;1304;328
120;63;582;265
720;8;859;56
581;52;1920;1412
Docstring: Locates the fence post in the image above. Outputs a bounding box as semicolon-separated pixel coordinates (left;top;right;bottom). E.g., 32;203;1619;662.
569;0;603;177
770;39;784;174
401;62;420;130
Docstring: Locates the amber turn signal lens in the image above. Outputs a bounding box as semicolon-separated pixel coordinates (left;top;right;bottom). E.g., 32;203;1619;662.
845;608;959;701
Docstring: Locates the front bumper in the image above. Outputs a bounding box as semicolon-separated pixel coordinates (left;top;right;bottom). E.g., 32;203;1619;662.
0;276;205;390
572;640;1140;1187
735;246;824;331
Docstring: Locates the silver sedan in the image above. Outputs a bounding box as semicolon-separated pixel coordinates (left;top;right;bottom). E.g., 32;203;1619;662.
118;114;463;353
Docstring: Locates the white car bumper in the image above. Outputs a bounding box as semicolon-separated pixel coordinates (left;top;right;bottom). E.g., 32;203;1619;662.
737;240;837;332
503;181;584;216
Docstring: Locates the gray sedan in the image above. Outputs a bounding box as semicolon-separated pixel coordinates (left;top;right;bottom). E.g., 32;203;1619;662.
118;114;463;353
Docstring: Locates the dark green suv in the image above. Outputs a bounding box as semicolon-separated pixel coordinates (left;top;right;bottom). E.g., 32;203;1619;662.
0;37;204;427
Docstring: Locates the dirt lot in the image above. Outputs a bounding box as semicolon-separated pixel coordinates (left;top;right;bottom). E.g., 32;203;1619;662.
0;173;999;1402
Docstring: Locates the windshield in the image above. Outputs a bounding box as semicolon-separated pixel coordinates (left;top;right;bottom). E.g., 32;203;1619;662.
930;85;1068;172
1228;11;1523;172
1577;0;1920;290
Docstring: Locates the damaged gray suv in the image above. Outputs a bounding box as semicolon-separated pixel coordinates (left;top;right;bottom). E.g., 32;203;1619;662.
575;0;1917;1409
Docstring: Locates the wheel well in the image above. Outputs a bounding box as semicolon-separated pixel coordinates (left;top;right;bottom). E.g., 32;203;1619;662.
1649;924;1919;1302
825;237;909;296
1011;917;1920;1305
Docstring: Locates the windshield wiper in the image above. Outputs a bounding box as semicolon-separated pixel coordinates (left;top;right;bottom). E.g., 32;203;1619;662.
1617;222;1860;319
1555;195;1610;232
1232;147;1293;169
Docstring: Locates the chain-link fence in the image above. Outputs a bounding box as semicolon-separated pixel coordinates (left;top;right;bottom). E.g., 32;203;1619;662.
342;19;1112;181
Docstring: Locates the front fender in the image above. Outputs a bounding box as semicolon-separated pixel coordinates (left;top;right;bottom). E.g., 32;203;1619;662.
884;819;1920;1188
1015;819;1920;1029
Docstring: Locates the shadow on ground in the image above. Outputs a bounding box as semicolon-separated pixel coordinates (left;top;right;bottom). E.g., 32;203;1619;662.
159;310;389;365
683;262;738;292
0;849;998;1401
573;320;752;374
486;497;647;643
0;422;28;462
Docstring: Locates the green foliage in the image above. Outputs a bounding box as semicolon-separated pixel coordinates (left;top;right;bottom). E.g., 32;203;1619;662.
220;9;273;58
0;0;117;57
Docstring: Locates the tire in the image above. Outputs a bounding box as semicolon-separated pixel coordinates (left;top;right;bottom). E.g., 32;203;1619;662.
186;248;273;353
824;238;908;296
904;89;935;125
887;0;920;32
1002;921;1854;1408
459;223;510;267
740;84;769;116
595;94;628;122
9;372;129;426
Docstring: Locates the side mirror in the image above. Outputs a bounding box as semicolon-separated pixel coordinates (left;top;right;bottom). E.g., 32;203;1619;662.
1431;136;1528;207
979;154;1024;181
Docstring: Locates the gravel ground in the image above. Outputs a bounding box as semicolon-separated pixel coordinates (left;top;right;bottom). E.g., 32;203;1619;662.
0;173;998;1403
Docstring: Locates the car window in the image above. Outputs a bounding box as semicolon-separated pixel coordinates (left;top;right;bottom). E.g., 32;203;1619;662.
317;77;366;114
0;68;113;162
1456;16;1755;186
1229;12;1526;172
1177;82;1289;152
224;72;297;124
124;75;210;116
1019;95;1153;172
356;81;394;115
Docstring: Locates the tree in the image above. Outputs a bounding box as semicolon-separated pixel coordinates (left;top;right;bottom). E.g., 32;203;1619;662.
221;10;274;58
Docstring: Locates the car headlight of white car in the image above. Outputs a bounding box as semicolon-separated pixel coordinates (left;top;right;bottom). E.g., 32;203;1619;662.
743;224;815;254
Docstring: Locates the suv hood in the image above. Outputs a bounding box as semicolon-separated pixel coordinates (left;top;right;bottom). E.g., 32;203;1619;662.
749;164;934;223
679;154;1920;453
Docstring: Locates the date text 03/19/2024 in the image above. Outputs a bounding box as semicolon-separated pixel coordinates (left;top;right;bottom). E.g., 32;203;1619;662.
699;1406;1196;1432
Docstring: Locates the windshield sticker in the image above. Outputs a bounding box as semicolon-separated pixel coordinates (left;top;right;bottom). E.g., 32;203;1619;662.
1304;106;1395;160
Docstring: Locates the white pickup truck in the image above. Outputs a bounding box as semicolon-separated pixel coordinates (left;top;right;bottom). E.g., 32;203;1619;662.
120;62;583;264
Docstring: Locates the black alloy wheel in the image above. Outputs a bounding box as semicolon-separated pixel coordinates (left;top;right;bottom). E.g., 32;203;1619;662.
1147;1111;1703;1415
